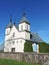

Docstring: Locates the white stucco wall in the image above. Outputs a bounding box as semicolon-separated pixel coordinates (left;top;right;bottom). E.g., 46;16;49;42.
37;44;39;53
4;23;30;52
4;41;12;52
4;26;26;52
15;39;25;52
5;28;11;35
25;32;30;40
5;26;20;41
5;25;30;41
19;22;30;31
4;39;25;52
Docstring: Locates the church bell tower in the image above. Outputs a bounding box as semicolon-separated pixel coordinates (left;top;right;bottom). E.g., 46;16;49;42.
18;10;30;32
18;10;30;40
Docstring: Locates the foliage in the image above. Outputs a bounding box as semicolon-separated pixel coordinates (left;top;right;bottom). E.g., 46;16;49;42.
38;42;49;53
24;41;33;52
0;59;39;65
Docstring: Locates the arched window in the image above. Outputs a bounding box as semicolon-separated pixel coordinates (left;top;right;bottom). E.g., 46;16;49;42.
33;43;37;52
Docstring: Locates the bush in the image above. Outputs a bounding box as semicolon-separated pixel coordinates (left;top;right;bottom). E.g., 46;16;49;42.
24;41;33;52
38;42;49;53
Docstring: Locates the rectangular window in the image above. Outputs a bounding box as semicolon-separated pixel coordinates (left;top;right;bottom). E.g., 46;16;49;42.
12;41;15;45
17;41;18;43
13;33;15;37
26;25;28;30
20;40;22;43
21;25;23;31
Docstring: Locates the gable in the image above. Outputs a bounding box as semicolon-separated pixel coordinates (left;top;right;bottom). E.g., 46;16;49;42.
10;25;19;33
8;25;19;39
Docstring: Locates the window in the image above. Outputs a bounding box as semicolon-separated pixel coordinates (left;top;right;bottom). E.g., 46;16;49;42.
11;48;15;52
21;25;23;31
33;43;37;52
7;30;8;34
13;32;15;37
12;41;15;45
20;40;22;43
9;42;11;44
17;41;18;43
26;25;28;30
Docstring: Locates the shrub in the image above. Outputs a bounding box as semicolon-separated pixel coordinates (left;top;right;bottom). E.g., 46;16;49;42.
24;41;33;52
38;42;49;53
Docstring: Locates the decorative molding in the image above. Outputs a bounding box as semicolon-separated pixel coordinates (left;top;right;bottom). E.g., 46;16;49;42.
19;30;30;33
4;37;37;44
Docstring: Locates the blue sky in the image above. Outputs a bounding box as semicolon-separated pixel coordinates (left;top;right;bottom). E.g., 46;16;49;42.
0;0;49;44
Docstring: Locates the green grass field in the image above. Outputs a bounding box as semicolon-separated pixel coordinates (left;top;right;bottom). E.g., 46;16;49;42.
0;59;40;65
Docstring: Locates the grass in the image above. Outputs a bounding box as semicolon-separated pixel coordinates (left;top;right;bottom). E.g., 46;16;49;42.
0;59;40;65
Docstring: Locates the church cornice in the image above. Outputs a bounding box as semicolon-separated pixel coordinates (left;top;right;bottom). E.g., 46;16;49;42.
4;38;27;42
19;30;30;33
4;37;37;43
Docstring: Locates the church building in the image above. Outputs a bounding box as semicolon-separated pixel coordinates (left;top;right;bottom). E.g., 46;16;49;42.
4;12;43;53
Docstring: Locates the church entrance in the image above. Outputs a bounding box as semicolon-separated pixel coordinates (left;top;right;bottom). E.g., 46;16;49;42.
11;48;15;52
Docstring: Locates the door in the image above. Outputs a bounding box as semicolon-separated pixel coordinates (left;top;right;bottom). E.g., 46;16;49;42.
11;48;15;52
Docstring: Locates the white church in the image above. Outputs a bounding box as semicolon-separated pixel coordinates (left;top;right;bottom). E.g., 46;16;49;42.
4;12;43;53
